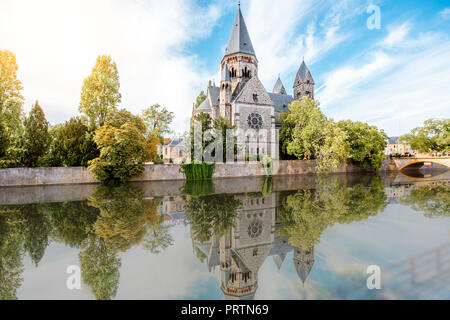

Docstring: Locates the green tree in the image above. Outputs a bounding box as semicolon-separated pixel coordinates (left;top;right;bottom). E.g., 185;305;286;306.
186;112;213;162
184;194;241;242
79;236;121;300
22;101;51;167
400;119;449;153
194;90;206;109
213;117;237;162
79;55;121;129
141;104;174;143
88;110;147;183
280;97;349;173
338;120;388;169
52;117;99;167
399;184;449;217
22;205;52;266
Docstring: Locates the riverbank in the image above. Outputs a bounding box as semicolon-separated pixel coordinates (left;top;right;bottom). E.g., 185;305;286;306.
0;159;382;187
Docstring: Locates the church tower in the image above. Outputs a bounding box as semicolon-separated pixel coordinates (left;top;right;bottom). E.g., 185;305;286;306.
220;63;232;121
293;60;315;100
293;246;315;284
221;4;258;95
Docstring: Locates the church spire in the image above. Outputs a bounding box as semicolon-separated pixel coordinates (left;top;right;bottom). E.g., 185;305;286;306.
224;5;255;57
272;76;287;95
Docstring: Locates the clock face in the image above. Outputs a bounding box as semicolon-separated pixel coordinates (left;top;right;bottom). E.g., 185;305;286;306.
247;113;263;129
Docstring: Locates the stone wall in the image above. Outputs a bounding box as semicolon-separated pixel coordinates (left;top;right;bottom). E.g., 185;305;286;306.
0;159;376;187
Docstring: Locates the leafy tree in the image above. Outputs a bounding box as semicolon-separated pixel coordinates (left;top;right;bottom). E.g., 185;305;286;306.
141;104;174;143
186;112;213;162
0;206;26;300
52;117;99;167
79;55;121;129
0;51;24;149
213;117;236;162
22;101;51;167
279;176;387;249
88;110;147;183
22;205;52;266
184;194;241;242
338;120;388;169
144;133;160;162
280;97;349;173
49;201;99;248
194;90;206;109
399;119;449;153
399;184;449;217
79;236;121;300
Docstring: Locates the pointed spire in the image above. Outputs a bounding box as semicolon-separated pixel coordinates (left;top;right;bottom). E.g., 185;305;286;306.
272;76;286;94
222;63;231;81
296;60;313;82
224;5;255;56
272;253;286;271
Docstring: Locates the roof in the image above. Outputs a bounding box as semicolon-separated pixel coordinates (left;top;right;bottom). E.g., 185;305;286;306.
224;6;255;57
268;92;293;112
272;77;286;94
164;138;172;145
197;97;211;111
167;137;184;147
208;85;220;107
389;136;400;144
222;63;231;81
296;60;313;83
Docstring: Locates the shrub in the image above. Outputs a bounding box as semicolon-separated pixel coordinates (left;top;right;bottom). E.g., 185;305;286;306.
180;162;215;180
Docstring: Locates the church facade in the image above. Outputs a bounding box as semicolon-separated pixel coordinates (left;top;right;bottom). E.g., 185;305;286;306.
192;5;315;160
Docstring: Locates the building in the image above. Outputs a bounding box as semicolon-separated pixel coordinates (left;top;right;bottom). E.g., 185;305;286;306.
163;137;185;163
191;5;315;160
386;137;413;156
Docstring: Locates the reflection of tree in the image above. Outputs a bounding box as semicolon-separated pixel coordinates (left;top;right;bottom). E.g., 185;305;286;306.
79;235;121;300
0;207;25;300
279;176;388;249
185;194;241;243
49;201;99;248
399;185;450;217
22;204;52;266
88;185;172;252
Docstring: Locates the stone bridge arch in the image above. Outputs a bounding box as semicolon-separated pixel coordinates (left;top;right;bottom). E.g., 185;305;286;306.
393;158;450;171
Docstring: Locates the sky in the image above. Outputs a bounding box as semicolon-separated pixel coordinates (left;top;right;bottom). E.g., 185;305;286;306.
1;0;450;137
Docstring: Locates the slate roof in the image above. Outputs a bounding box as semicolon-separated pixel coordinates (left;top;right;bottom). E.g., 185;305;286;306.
268;93;293;112
224;6;255;56
296;60;313;83
197;97;211;111
167;137;184;147
208;86;220;107
389;136;400;144
222;63;231;81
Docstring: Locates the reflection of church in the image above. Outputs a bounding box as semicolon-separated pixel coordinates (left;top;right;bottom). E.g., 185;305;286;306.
191;192;315;299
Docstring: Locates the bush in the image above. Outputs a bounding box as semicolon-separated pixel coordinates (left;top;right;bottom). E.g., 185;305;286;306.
261;155;273;176
180;162;215;180
153;156;164;165
0;159;20;168
37;154;62;167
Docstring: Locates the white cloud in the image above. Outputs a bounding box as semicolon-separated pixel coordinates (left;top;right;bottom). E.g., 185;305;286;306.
0;0;226;132
440;8;450;20
381;23;411;47
318;29;450;136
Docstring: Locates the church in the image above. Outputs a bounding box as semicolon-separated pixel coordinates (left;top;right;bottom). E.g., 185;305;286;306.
192;5;315;160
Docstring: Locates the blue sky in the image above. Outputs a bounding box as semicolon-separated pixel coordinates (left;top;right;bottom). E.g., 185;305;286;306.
1;0;450;136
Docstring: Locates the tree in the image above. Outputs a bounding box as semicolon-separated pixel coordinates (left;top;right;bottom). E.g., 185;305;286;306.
79;236;121;300
400;119;449;153
88;110;147;183
0;51;25;163
280;96;349;173
213;117;236;162
186;112;213;162
22;205;52;266
141;104;174;142
52;117;99;167
22;101;51;167
194;90;206;109
338;120;388;169
79;55;121;129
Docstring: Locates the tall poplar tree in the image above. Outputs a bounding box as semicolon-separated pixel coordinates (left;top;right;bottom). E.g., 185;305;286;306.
79;55;121;129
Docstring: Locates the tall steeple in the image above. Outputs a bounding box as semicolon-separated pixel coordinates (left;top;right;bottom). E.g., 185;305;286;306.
221;4;258;93
224;4;256;56
272;76;287;95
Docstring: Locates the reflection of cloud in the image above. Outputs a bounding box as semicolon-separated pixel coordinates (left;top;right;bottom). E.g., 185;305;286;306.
117;225;219;299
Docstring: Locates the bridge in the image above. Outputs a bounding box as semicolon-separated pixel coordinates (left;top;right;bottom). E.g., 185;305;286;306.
390;156;450;171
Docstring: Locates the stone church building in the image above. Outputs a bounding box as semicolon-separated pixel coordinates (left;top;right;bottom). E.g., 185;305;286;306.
192;5;315;160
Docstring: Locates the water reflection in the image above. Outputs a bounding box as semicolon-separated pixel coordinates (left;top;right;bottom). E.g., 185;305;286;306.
0;172;449;300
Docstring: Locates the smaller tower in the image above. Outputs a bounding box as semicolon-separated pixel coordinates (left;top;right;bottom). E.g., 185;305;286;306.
272;75;287;95
293;60;315;100
293;246;315;284
220;63;232;121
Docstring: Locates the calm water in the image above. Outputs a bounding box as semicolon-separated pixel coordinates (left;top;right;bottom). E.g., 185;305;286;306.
0;171;449;300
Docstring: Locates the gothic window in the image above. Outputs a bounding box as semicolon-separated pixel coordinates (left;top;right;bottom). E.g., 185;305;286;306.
253;249;258;256
252;93;258;102
247;113;263;129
